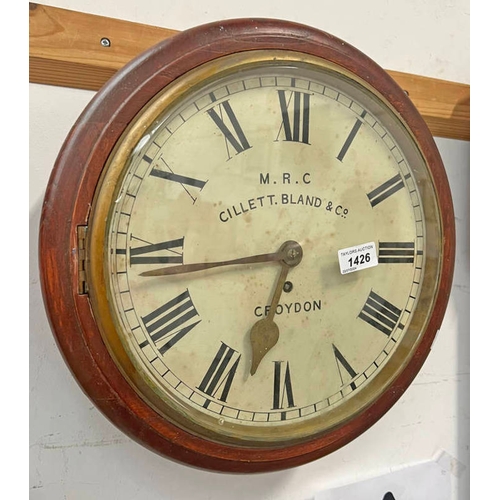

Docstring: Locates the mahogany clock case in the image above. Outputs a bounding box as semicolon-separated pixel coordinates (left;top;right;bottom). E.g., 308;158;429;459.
38;19;455;472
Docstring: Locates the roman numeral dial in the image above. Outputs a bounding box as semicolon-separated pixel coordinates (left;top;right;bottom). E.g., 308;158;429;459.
100;61;432;444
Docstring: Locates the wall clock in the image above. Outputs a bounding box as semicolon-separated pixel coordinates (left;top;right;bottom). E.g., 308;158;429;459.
39;18;455;472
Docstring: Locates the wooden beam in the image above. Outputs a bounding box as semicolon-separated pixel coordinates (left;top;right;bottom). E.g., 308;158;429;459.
29;2;469;141
389;70;469;142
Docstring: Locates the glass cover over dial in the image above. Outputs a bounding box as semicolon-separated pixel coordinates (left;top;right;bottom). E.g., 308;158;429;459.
87;52;442;446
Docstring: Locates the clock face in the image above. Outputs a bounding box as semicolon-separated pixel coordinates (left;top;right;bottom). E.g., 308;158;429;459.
87;51;443;446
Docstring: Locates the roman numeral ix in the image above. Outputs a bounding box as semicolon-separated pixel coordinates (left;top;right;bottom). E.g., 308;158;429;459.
128;236;184;265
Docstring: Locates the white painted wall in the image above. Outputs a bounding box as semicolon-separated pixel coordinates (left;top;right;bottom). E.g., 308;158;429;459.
29;1;470;499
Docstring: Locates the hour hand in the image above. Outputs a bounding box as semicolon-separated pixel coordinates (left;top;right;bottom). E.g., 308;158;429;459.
249;264;289;375
249;241;303;375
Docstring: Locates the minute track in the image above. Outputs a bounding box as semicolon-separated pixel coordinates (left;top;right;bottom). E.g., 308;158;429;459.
41;32;451;470
111;65;426;433
39;20;455;472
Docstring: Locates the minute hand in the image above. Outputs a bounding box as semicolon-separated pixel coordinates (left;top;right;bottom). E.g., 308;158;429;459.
139;250;286;277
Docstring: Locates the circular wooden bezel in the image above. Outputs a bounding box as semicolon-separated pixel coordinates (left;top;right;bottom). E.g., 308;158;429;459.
38;18;455;472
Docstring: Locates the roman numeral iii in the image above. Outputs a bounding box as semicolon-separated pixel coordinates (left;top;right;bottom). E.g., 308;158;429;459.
378;241;415;264
198;342;241;405
141;290;201;354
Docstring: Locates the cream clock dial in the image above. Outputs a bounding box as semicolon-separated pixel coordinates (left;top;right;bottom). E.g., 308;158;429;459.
39;19;454;471
88;53;439;445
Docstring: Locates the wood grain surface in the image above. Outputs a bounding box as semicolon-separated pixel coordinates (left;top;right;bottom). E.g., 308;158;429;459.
38;17;455;472
29;2;469;141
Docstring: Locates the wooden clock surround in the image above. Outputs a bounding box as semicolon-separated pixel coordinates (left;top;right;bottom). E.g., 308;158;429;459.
38;18;455;472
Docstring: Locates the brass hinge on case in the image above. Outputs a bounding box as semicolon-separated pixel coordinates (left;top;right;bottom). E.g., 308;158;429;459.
77;225;88;295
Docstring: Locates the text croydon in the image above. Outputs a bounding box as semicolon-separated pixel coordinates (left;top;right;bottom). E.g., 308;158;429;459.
254;299;322;317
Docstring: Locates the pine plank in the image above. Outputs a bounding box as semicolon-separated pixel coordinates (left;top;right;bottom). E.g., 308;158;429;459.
29;3;469;140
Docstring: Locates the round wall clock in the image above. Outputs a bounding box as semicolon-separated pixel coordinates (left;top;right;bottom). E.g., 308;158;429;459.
39;18;455;472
